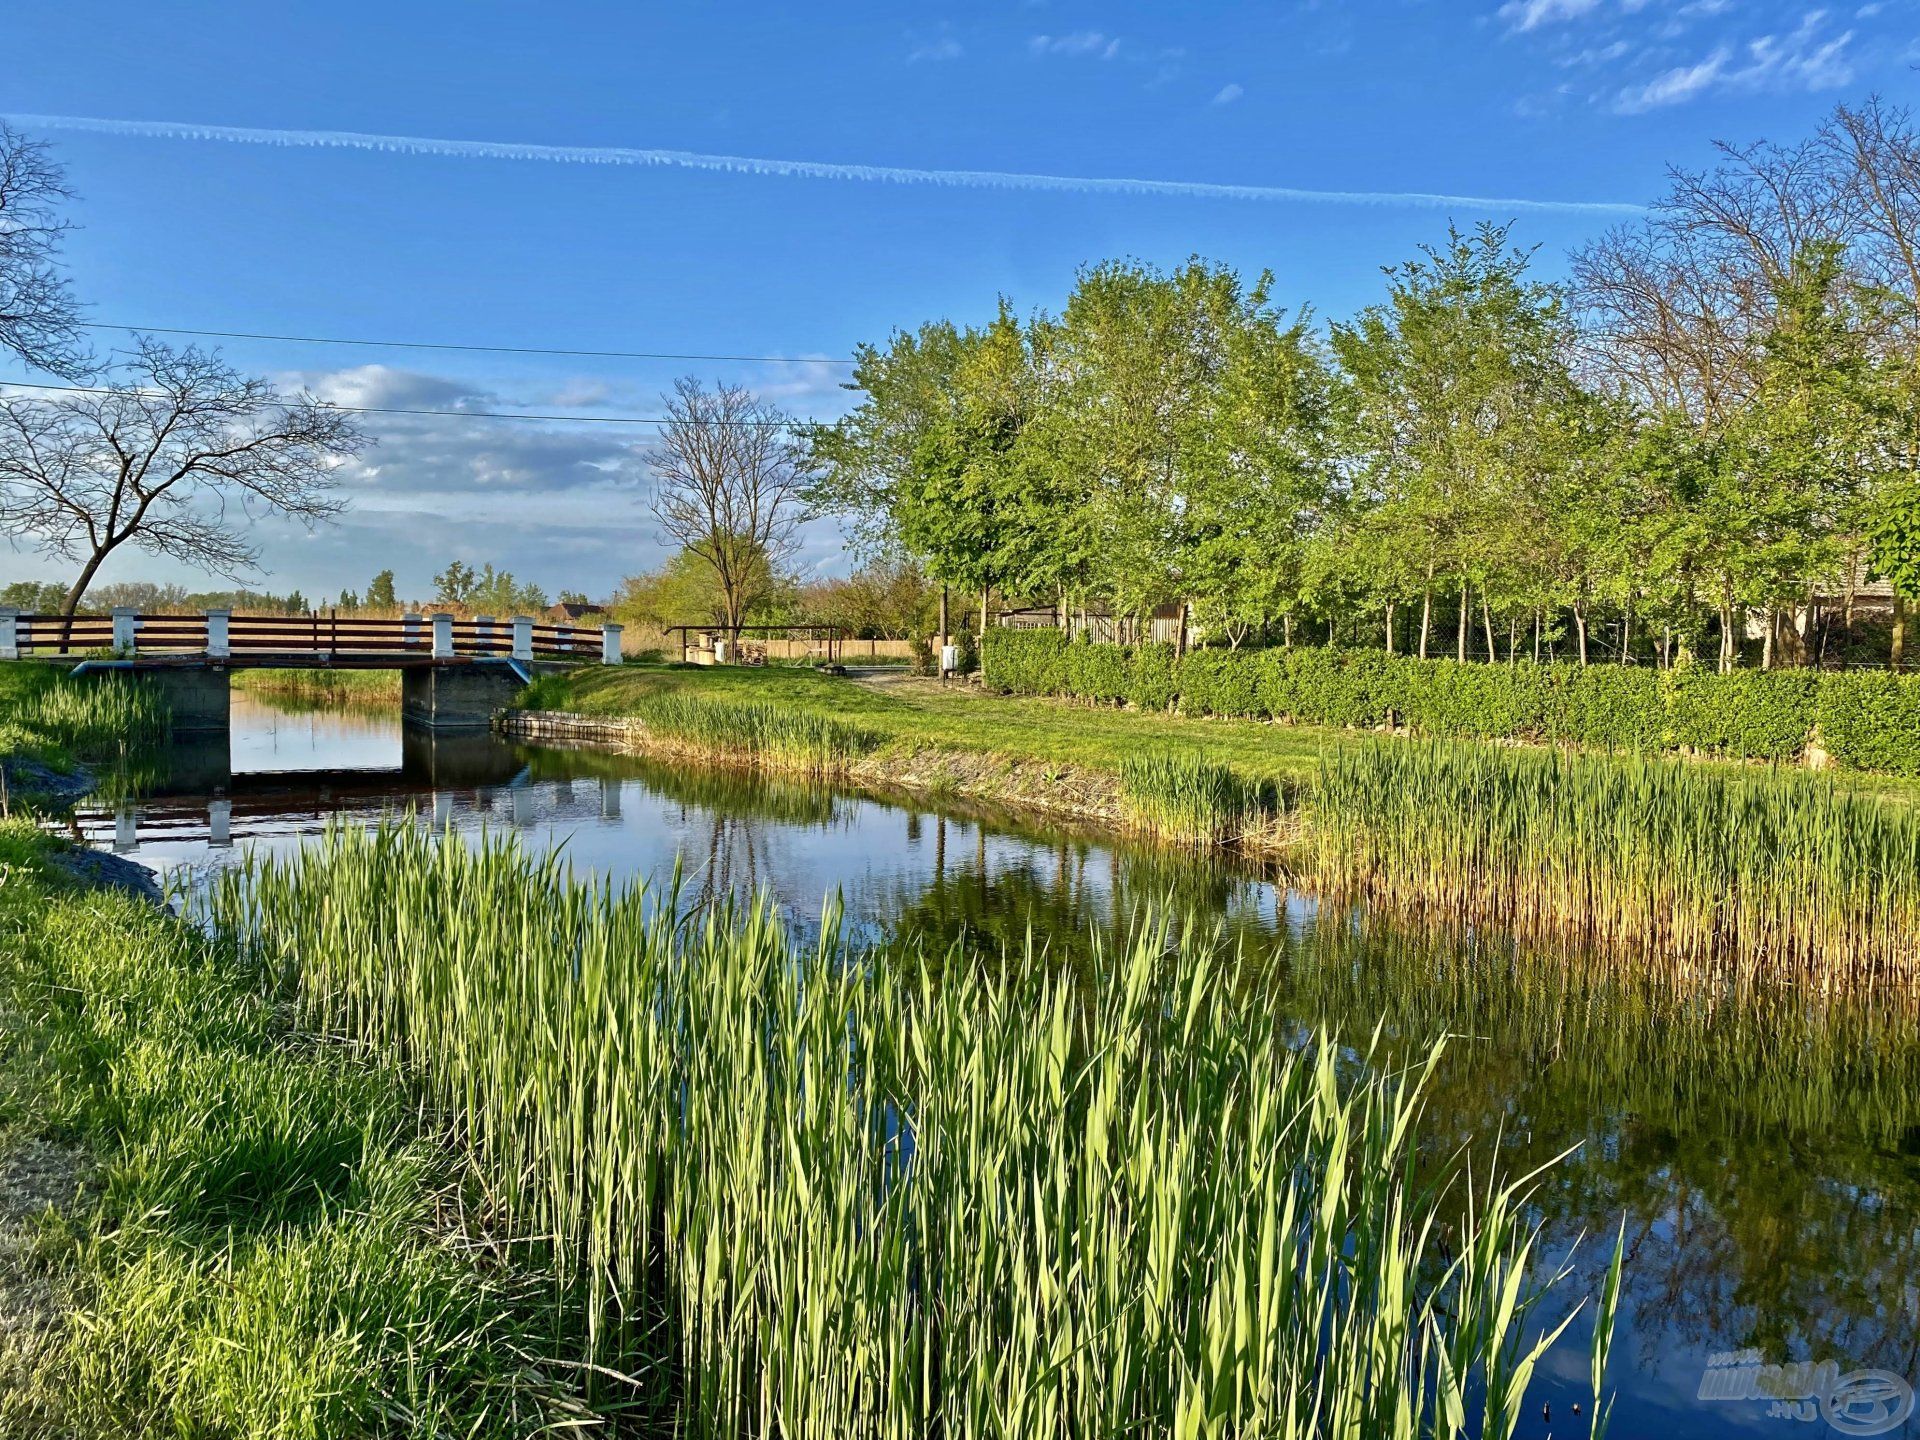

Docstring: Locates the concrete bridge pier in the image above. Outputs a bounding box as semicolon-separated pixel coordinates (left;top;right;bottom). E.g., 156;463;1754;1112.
120;665;232;734
401;662;526;731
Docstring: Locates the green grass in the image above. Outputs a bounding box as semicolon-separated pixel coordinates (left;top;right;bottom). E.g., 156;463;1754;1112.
621;689;880;777
0;824;602;1437
524;663;1359;789
0;664;170;807
1308;740;1920;986
232;668;402;711
1118;749;1280;846
203;821;1618;1438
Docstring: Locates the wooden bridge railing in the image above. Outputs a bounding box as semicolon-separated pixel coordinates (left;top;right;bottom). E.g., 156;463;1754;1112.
0;608;622;665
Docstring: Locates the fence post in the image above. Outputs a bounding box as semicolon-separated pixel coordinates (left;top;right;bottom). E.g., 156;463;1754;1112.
601;623;624;665
112;607;139;655
474;614;494;654
204;608;231;660
0;609;17;661
432;612;454;659
512;615;533;662
403;612;424;652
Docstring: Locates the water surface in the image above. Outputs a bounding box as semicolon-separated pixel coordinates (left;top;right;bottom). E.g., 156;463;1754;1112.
65;695;1920;1439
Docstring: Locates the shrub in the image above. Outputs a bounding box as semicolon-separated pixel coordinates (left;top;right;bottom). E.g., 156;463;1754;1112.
1127;643;1179;711
1661;665;1817;761
1175;648;1262;717
1816;672;1920;777
980;629;1067;694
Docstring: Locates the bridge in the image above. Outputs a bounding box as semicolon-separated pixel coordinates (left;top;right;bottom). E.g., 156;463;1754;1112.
0;607;624;732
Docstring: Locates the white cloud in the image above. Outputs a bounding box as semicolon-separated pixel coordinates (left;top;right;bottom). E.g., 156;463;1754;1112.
1211;82;1245;105
908;30;964;63
1499;0;1605;32
1028;31;1121;59
1612;11;1856;111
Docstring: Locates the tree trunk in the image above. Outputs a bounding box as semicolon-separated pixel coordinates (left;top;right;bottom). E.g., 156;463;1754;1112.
1533;611;1542;664
1456;583;1467;664
1761;607;1775;671
61;547;112;618
1283;612;1293;649
1894;595;1909;673
1384;601;1395;656
1507;617;1518;666
1419;575;1433;660
1620;604;1632;666
938;586;949;664
1176;602;1191;658
1480;594;1496;665
1574;601;1588;667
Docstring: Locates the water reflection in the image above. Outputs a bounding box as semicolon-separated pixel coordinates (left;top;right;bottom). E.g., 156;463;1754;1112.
64;700;1920;1438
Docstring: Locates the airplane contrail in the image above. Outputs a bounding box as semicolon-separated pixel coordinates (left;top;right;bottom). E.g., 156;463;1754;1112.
5;113;1645;216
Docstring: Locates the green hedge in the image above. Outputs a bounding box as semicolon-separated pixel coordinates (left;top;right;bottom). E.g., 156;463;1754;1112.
1816;673;1920;776
978;630;1920;775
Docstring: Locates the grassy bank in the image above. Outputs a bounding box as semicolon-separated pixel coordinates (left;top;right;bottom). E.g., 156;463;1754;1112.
0;664;168;805
517;666;1920;984
209;822;1613;1437
231;668;402;711
0;824;602;1436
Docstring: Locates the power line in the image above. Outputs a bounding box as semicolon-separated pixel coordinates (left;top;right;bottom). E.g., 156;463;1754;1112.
78;321;857;366
0;380;823;427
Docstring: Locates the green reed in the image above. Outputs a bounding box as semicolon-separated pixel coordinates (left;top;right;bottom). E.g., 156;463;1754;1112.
1118;749;1279;846
1307;740;1920;988
204;822;1611;1439
631;692;879;777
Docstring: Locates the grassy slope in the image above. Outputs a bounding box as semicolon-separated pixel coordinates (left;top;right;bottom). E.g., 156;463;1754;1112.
0;824;598;1437
528;665;1362;788
526;664;1920;801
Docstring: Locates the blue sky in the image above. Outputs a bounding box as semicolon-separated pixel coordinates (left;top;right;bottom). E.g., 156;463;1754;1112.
3;1;1915;604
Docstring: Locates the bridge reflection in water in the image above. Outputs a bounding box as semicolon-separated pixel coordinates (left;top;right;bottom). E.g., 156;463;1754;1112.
66;724;630;856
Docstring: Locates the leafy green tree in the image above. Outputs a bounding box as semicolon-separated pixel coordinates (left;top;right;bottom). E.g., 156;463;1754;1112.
1331;224;1579;660
365;569;397;608
433;560;477;607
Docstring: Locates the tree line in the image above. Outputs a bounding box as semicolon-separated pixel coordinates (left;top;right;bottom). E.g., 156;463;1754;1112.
804;99;1920;672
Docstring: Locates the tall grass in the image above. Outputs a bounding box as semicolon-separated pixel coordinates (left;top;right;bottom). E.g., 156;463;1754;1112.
1119;749;1281;845
629;691;879;777
0;822;597;1437
0;665;170;808
205;822;1611;1438
233;668;401;710
1307;740;1920;988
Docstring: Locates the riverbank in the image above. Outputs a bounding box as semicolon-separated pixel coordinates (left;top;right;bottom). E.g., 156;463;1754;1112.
0;823;605;1436
512;666;1920;986
0;665;169;812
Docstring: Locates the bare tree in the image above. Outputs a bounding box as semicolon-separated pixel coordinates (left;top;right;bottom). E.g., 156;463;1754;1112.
645;377;811;635
0;338;368;614
0;123;88;378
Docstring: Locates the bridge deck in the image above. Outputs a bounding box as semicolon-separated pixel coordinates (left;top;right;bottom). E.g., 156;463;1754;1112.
0;609;620;667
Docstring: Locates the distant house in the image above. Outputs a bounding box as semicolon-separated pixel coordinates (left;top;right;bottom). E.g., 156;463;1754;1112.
547;601;597;623
997;603;1185;645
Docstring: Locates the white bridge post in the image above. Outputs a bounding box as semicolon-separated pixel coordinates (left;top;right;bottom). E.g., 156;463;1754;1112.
511;615;533;662
601;623;624;665
403;612;423;652
432;612;454;659
112;606;139;655
205;608;231;660
474;614;494;655
0;609;18;661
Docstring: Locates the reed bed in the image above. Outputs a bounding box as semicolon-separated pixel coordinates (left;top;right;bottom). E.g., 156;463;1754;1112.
233;667;402;710
1119;749;1280;846
1307;741;1920;989
206;823;1614;1439
629;691;879;777
1;667;169;759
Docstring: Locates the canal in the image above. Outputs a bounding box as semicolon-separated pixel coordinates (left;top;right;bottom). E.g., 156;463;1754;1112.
62;693;1920;1438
